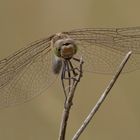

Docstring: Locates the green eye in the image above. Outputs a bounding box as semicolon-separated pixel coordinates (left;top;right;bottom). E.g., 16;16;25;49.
54;47;61;57
74;45;78;54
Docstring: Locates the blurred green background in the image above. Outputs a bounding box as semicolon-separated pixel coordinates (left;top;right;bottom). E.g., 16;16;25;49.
0;0;140;139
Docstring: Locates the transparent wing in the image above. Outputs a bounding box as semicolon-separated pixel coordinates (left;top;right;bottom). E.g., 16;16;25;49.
0;35;57;108
67;27;140;74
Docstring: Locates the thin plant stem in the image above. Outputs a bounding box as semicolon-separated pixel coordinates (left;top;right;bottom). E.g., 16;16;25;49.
58;58;83;140
72;51;132;140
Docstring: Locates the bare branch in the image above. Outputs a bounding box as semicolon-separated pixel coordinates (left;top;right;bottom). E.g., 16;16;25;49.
72;51;132;140
58;58;83;140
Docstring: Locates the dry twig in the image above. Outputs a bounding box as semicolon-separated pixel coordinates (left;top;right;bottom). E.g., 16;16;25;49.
58;58;83;140
72;51;132;140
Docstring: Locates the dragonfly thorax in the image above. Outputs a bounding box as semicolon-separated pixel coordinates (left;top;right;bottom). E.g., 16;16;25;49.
52;34;77;59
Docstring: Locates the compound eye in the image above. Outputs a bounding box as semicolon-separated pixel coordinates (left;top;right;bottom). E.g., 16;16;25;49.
54;47;61;57
58;47;61;52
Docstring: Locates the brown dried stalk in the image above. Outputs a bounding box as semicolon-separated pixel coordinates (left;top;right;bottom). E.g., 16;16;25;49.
58;58;83;140
72;51;132;140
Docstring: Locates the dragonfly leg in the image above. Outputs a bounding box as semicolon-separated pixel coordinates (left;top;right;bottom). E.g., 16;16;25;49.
69;57;84;81
61;57;84;107
61;61;67;98
65;60;72;94
61;60;73;97
61;60;74;107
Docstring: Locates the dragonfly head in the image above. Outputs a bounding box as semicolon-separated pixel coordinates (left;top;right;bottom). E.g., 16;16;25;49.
52;33;77;59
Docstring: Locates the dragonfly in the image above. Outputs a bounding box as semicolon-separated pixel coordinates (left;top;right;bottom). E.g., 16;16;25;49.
0;27;140;108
